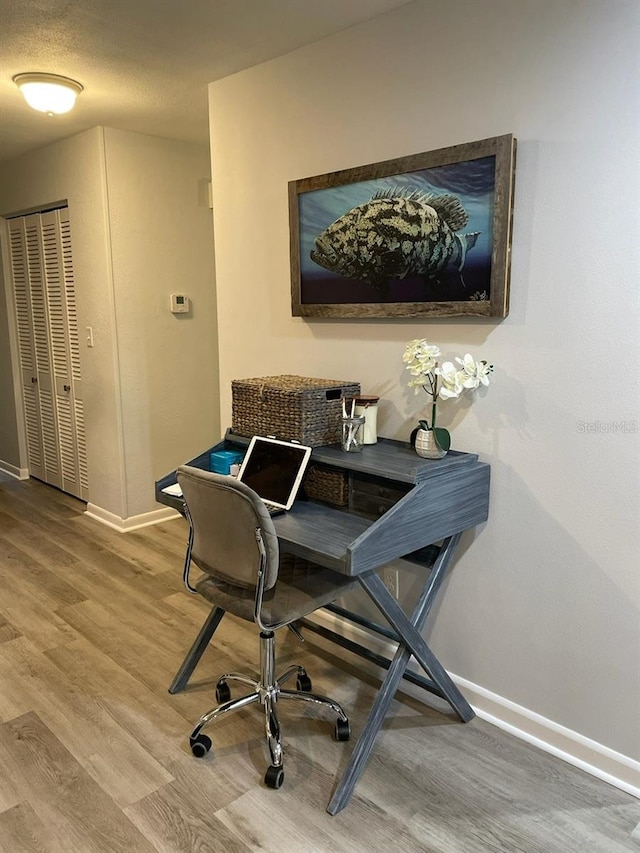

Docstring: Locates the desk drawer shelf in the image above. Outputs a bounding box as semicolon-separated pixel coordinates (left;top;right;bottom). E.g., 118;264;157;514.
349;472;411;519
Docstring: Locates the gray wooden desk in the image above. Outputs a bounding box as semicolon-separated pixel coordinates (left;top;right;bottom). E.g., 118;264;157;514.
156;431;490;814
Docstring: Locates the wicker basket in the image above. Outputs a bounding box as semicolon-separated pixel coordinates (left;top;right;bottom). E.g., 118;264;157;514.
231;375;360;447
303;464;349;506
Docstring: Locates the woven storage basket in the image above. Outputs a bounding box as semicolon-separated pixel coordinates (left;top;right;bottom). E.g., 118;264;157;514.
231;375;360;447
303;464;349;506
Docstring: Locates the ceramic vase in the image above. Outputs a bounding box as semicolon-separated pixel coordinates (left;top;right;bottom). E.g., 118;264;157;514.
414;428;447;459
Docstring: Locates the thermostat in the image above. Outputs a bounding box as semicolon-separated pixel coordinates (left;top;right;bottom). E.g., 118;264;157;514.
170;293;190;314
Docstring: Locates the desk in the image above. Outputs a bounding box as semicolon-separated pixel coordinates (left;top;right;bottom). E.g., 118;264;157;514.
156;431;490;814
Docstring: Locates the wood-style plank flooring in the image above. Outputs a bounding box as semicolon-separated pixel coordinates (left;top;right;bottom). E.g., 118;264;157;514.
0;474;638;852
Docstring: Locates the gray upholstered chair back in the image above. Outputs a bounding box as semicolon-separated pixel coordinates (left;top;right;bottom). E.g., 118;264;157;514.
177;466;280;591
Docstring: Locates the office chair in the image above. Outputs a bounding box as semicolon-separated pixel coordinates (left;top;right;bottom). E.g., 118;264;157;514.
176;465;357;789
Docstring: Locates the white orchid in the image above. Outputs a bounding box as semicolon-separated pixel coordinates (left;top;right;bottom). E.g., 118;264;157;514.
436;361;464;399
476;359;494;386
402;339;441;375
402;338;494;451
455;353;494;390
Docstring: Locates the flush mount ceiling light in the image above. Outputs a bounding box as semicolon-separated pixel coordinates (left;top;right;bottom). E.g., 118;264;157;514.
13;72;83;116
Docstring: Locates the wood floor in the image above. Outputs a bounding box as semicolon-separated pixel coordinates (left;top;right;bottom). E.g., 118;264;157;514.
0;474;637;853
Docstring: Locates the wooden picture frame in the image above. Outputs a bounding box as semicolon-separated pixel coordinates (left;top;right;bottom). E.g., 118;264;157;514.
289;134;516;319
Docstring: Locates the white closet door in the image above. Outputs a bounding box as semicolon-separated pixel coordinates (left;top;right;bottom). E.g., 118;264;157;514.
41;209;83;498
24;213;62;489
8;208;87;500
7;219;45;482
59;209;89;500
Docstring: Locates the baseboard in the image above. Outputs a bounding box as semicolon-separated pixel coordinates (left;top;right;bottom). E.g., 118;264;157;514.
307;610;640;800
453;675;640;800
0;460;29;479
85;502;180;532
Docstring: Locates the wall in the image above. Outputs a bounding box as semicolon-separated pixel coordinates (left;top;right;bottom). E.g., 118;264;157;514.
102;128;219;518
0;128;124;511
208;0;640;777
0;127;219;522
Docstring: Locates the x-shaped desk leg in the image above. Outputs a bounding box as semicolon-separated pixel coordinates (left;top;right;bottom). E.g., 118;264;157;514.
327;533;473;815
168;606;225;694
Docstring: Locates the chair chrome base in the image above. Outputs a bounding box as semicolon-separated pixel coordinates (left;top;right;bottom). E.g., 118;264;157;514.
188;630;350;788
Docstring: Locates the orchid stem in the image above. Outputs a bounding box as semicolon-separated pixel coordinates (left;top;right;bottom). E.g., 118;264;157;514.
422;373;438;430
432;375;438;430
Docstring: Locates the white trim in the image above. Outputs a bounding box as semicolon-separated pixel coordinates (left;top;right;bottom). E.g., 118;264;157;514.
0;459;29;479
84;502;180;532
307;610;640;800
453;675;640;799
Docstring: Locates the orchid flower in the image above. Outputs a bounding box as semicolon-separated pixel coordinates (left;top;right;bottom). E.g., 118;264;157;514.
437;362;463;399
402;338;494;447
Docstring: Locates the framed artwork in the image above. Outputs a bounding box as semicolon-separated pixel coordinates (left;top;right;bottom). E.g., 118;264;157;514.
289;134;516;319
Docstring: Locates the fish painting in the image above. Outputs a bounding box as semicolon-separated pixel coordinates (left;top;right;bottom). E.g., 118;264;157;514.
309;189;480;297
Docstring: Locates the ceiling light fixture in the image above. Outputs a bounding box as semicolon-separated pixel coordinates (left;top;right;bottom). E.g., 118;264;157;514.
13;72;83;116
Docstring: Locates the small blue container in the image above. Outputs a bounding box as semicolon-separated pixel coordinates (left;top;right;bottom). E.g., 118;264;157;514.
209;449;245;474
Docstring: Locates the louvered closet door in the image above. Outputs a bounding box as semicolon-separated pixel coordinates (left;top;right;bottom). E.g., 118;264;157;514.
24;213;62;488
59;209;88;499
41;209;87;499
7;209;87;500
7;218;46;482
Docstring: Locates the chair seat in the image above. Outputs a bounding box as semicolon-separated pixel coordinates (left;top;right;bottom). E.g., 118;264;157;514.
195;552;359;629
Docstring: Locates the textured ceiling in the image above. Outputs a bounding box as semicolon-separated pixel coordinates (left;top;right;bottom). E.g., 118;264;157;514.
0;0;413;164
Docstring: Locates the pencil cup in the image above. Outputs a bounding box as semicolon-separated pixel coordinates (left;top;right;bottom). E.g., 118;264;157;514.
341;416;365;453
354;396;379;444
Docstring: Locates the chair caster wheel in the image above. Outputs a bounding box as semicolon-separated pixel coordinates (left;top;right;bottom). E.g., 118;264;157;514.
264;764;285;789
296;671;312;692
334;718;350;741
216;680;231;703
190;733;212;757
